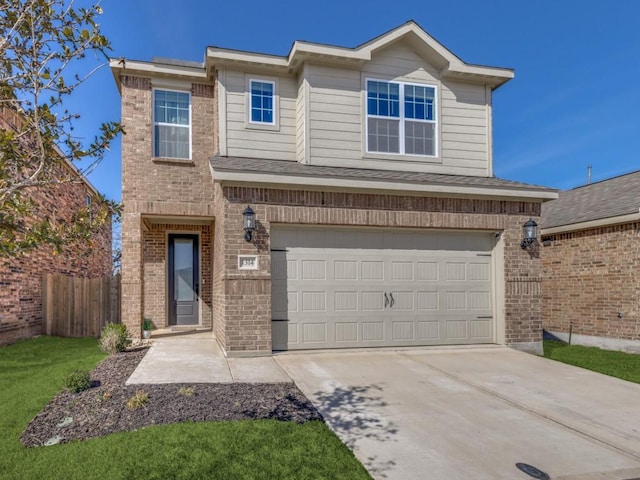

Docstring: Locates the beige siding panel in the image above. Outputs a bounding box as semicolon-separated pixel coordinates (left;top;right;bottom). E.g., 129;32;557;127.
309;110;361;123
441;148;488;160
440;81;489;169
441;124;487;135
296;72;306;162
309;137;362;152
442;115;487;127
362;44;440;82
305;44;490;176
306;64;362;165
442;132;486;145
313;126;361;138
224;69;297;160
443;107;487;118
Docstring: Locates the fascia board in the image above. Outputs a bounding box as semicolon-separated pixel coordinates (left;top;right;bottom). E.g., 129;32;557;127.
109;58;207;82
206;47;289;67
211;170;558;201
541;212;640;236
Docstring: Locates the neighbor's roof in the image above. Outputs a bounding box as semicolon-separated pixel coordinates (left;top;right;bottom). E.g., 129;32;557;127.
209;156;557;201
542;169;640;233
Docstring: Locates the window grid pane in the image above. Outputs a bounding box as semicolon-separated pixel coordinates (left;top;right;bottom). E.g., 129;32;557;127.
367;80;400;118
368;118;400;153
367;80;436;156
154;90;190;159
250;81;274;123
405;85;435;121
405;121;435;156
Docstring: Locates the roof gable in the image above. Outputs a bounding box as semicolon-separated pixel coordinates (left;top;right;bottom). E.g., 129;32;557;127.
205;21;513;87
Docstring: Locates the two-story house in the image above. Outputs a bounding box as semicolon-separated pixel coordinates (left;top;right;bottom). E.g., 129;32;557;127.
110;21;556;357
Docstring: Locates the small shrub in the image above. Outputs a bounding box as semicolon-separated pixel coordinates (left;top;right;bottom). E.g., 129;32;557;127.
126;390;149;410
177;387;194;396
99;322;130;354
142;317;153;331
64;369;91;393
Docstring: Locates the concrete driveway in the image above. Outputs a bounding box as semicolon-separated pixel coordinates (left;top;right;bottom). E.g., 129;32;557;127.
276;346;640;480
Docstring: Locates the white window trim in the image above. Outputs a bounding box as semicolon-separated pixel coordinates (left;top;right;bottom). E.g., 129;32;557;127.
152;87;192;160
365;77;438;158
245;76;280;131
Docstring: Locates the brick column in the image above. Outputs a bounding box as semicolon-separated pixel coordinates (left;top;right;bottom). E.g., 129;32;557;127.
121;212;143;339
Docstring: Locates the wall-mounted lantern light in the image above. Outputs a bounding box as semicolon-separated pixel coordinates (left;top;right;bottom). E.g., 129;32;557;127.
520;218;538;250
243;206;255;242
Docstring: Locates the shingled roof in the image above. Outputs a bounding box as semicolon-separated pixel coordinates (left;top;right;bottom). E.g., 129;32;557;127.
210;156;556;200
542;170;640;230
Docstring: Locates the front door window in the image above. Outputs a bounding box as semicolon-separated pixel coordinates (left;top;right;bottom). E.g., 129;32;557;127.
168;234;199;325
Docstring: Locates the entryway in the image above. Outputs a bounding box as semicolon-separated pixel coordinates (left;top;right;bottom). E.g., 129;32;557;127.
168;234;199;326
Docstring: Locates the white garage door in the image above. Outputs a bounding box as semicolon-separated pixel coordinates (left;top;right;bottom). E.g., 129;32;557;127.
271;227;495;350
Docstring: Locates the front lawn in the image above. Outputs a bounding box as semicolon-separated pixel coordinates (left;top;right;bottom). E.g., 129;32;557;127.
543;339;640;384
0;336;370;480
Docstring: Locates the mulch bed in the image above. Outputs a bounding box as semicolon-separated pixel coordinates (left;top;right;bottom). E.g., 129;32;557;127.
20;346;322;447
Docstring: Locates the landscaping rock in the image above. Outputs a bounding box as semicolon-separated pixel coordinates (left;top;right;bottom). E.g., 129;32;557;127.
21;347;322;447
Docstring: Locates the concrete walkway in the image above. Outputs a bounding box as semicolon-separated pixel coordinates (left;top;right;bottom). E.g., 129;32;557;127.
126;333;291;385
276;347;640;480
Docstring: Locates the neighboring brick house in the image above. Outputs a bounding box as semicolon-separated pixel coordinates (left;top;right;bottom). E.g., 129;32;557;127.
0;105;113;346
110;21;556;357
541;170;640;352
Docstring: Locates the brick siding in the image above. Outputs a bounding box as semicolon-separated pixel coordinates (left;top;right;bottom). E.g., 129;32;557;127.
120;76;216;337
213;186;543;354
120;71;544;354
542;223;640;340
0;107;112;346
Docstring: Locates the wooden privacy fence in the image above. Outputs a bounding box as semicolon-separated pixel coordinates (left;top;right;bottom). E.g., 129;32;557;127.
42;274;121;338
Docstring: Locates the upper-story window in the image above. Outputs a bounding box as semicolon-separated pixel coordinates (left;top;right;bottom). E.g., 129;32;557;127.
153;89;191;159
249;80;275;124
366;79;437;157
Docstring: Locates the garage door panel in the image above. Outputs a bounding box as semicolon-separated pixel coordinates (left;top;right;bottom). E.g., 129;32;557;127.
362;291;385;310
301;291;326;312
417;321;439;339
444;262;467;281
302;323;327;344
389;291;414;310
392;262;414;281
417;262;439;281
469;262;491;281
362;322;384;341
392;321;415;340
446;320;468;339
417;291;439;310
335;323;358;342
271;228;495;350
334;261;357;280
302;260;326;280
334;291;358;311
361;261;384;280
469;291;491;310
470;320;492;339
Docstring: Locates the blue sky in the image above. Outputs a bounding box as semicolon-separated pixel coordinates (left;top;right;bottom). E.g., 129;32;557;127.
71;0;640;201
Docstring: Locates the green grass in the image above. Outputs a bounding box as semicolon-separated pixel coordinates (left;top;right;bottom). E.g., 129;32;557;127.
0;337;371;480
544;339;640;384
